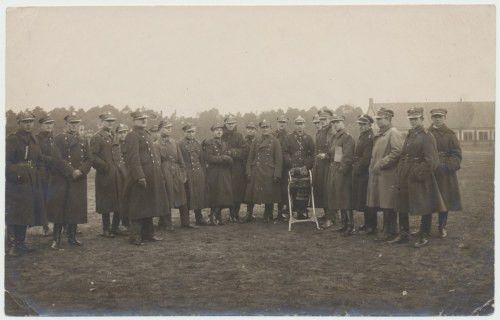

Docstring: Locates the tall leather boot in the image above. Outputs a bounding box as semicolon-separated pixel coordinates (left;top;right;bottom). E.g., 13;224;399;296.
208;209;216;226
195;209;207;226
6;226;18;257
102;213;114;238
374;211;391;242
15;225;33;252
68;224;83;246
343;210;355;236
215;208;224;225
51;224;63;250
333;211;348;232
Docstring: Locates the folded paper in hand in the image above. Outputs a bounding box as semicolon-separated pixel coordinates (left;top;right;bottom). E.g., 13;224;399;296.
334;146;343;162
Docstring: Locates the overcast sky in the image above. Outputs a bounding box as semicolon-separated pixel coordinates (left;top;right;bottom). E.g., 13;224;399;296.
6;5;496;117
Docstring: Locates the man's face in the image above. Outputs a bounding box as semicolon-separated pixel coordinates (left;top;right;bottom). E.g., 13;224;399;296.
277;121;287;130
19;120;34;133
409;117;423;128
358;122;371;133
246;127;256;136
375;117;389;129
313;121;321;130
67;121;80;133
319;118;329;127
184;129;196;140
134;118;148;128
40;122;54;133
117;131;128;142
160;126;173;136
101;119;115;130
261;125;272;135
295;122;306;133
213;128;223;138
225;122;236;131
431;114;446;127
332;120;344;131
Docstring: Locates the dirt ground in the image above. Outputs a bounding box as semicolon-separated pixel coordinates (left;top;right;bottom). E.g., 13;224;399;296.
5;149;494;316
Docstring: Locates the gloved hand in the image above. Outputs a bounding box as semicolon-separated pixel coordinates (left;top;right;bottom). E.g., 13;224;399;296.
72;169;82;180
272;176;280;183
138;177;147;188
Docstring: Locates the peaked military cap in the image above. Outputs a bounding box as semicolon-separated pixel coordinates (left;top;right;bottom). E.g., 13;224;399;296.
246;122;257;129
259;119;271;128
407;106;424;119
182;123;196;131
319;108;333;119
130;109;148;120
224;115;237;123
374;107;394;119
64;112;81;123
17;110;36;122
211;122;224;131
312;114;320;123
430;108;447;116
356;114;374;124
116;124;129;133
276;115;289;123
331;114;345;122
99;111;116;121
39;113;55;124
158;120;173;129
149;125;159;132
294;115;306;124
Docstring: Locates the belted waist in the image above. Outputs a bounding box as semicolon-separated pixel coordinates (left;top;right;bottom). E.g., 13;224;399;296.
438;151;448;156
401;155;424;163
18;160;35;168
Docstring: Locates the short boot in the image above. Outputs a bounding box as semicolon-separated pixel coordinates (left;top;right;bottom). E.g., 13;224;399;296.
343;211;355;236
333;211;348;232
68;224;83;246
414;233;430;248
207;210;216;226
51;224;64;250
374;213;391;242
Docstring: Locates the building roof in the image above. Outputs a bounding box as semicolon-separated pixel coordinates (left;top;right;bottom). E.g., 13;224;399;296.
367;100;495;131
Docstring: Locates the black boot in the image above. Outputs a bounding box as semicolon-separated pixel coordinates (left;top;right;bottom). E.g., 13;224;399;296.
387;227;409;244
102;213;115;238
343;211;355;236
15;225;34;253
195;210;207;226
215;208;224;225
68;224;83;246
333;211;347;232
374;211;391;242
6;227;18;257
207;209;216;226
51;224;63;250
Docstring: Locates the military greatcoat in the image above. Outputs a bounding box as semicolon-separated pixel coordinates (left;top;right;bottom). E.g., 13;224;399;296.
352;128;374;211
326;129;355;210
396;126;446;215
6;130;45;226
313;124;334;208
178;137;207;210
154;137;187;209
428;124;463;211
36;130;53;222
47;131;92;224
222;126;248;203
245;134;283;204
203;137;233;207
111;137;127;214
90;128;122;214
273;128;289;203
122;127;168;220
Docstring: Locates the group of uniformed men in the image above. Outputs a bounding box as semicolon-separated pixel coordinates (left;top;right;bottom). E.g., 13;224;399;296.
6;104;462;255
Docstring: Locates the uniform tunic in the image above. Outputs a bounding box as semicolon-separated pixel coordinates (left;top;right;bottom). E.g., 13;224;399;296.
313;124;334;208
47;131;92;224
36;130;53;224
203;137;233;207
326;129;355;210
154;137;187;209
273;128;289;203
178;137;207;210
396;126;446;215
245;134;283;204
428;124;463;211
366;124;403;209
111;138;127;214
282;130;315;170
90;128;122;214
222;127;248;203
6;130;45;226
352;129;374;211
122;127;168;220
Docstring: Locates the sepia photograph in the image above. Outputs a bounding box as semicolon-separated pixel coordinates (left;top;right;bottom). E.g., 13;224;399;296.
3;3;496;316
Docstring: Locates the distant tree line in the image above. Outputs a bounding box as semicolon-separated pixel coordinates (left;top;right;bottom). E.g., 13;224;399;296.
6;104;365;140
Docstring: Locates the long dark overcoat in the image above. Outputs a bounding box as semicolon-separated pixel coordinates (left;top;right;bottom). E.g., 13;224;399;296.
90;128;121;214
203;137;233;207
222;126;248;203
47;131;92;224
111;138;127;214
282;130;315;171
396;126;446;215
273;128;289;203
6;130;45;226
36;130;53;224
178;137;207;210
122;127;168;220
352;128;374;211
326;129;355;210
429;124;463;211
245;134;283;204
312;124;334;208
154;137;187;209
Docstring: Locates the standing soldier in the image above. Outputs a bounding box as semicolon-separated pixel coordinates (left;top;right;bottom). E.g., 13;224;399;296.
6;110;44;256
203;122;234;225
246;119;283;222
112;124;130;232
273;115;289;220
282;115;315;219
222;116;248;222
366;108;403;242
241;122;258;222
414;108;462;237
327;115;356;235
178;123;208;226
312;114;322;134
352;114;376;235
149;125;160;142
90;112;122;238
47;112;92;249
315;109;336;227
36;113;55;237
122;110;167;245
394;107;446;247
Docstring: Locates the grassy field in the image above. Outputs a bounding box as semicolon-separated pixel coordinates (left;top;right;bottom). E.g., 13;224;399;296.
5;148;494;316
